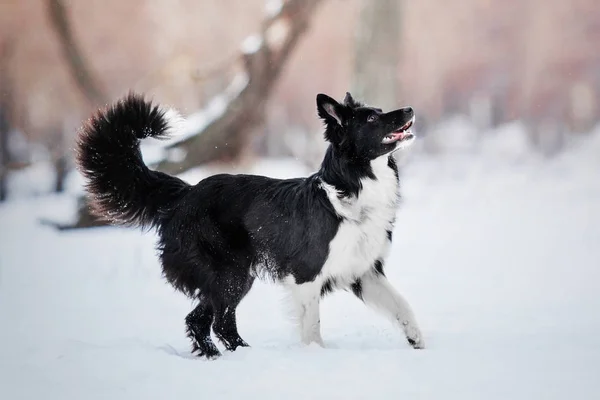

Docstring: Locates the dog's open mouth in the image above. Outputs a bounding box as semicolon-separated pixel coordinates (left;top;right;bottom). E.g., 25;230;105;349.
381;116;415;145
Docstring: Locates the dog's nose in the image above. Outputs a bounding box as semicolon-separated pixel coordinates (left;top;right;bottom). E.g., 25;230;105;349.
403;107;413;114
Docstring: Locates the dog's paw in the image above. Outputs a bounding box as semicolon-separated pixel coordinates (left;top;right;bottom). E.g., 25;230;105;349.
310;339;327;349
191;343;222;360
302;336;326;348
403;323;425;349
407;336;425;349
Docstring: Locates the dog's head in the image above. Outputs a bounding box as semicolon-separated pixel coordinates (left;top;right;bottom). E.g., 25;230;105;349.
316;92;415;160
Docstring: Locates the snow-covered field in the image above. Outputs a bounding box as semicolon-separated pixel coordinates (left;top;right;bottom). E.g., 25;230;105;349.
1;125;600;399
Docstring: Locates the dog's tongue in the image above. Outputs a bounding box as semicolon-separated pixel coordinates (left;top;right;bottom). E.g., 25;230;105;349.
390;131;407;141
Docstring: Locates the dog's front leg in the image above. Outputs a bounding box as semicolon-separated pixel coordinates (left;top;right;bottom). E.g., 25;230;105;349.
355;270;424;349
288;281;325;346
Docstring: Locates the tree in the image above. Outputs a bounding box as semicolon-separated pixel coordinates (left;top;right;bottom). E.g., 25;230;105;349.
49;0;326;229
0;38;15;202
43;0;108;226
46;0;107;105
47;0;110;194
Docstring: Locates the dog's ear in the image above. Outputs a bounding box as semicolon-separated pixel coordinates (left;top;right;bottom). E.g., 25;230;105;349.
343;92;362;108
316;93;346;128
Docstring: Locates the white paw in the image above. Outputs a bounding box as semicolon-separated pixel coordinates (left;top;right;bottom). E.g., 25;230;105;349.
403;322;425;349
302;335;326;348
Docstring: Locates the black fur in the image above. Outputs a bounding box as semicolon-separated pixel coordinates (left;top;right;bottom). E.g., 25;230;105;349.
75;94;190;229
321;278;337;297
75;91;415;358
373;259;386;276
350;259;385;301
350;279;363;299
386;230;393;241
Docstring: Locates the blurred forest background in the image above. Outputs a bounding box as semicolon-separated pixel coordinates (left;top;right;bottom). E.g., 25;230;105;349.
0;0;598;221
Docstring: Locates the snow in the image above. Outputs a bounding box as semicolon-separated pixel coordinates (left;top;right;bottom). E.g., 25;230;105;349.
166;72;248;148
140;73;250;165
265;0;283;17
5;160;56;199
1;124;600;399
241;34;264;54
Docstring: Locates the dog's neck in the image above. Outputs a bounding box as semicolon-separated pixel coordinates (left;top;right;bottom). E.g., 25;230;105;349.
317;146;395;199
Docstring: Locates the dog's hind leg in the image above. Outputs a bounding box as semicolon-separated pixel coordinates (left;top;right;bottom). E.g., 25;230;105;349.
185;299;221;359
211;269;255;352
352;268;424;349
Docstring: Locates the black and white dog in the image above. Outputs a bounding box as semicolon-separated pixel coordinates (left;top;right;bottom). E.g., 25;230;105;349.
76;91;424;358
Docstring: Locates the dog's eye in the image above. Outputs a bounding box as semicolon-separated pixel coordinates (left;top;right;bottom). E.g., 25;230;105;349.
367;114;378;122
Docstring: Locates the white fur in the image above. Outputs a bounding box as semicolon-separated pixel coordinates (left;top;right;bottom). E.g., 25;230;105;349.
160;107;186;137
360;269;424;348
285;154;423;346
319;155;398;284
284;277;324;346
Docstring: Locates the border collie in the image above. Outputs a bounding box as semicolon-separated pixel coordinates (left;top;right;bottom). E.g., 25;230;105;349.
75;91;424;358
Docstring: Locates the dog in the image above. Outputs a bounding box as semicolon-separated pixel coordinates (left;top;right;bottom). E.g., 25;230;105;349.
75;91;424;358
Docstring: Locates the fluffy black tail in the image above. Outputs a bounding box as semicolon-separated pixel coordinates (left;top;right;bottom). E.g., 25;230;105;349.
75;93;190;229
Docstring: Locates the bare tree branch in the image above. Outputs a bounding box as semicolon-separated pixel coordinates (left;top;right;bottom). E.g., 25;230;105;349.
159;0;324;173
46;0;107;105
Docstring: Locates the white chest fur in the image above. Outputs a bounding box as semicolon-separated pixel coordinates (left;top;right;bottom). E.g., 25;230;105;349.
319;155;399;285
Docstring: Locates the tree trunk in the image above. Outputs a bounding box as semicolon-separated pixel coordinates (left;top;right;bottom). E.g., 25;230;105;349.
0;107;9;202
0;39;15;202
46;0;107;226
0;109;8;203
46;0;107;105
351;0;401;110
47;129;69;193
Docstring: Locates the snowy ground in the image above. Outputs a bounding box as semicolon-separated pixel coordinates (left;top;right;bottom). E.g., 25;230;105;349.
1;125;600;399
